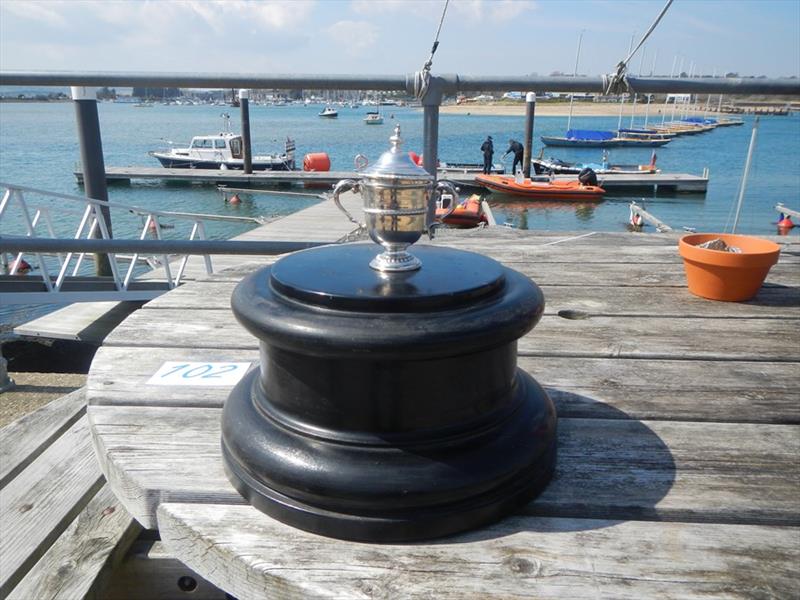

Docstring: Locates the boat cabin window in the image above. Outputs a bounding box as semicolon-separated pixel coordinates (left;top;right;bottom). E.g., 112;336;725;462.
214;139;227;149
191;138;213;149
229;137;243;159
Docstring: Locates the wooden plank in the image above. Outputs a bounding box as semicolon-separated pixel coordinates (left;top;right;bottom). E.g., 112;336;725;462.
86;405;800;530
158;503;800;600
142;278;800;318
0;416;104;596
0;389;86;488
98;539;228;600
99;307;800;362
86;346;800;425
13;302;144;343
6;485;141;600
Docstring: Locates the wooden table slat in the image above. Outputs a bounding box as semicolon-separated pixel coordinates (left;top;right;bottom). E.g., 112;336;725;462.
158;503;800;600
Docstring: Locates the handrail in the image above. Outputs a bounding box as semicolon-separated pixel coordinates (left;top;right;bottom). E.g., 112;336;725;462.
0;181;266;224
0;237;323;255
1;71;798;96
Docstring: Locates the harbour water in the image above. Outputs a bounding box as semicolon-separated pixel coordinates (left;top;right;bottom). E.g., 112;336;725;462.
2;101;799;236
1;100;799;330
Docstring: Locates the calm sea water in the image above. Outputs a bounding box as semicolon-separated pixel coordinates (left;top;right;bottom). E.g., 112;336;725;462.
1;101;798;330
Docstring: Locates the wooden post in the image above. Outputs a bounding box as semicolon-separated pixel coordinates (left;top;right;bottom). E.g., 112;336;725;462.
72;86;112;277
239;89;252;174
523;92;536;179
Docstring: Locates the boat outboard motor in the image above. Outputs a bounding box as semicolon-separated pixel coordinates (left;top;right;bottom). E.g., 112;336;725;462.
578;167;598;187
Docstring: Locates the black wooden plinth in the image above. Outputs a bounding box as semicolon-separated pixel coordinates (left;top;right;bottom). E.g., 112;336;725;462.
221;243;557;542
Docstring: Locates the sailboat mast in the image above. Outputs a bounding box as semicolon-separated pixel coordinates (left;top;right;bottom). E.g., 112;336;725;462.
662;55;677;125
671;56;684;123
644;49;657;128
630;46;646;128
618;33;635;132
566;30;584;133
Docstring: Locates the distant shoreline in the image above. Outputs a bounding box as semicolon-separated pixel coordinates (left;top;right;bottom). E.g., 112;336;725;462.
441;102;708;118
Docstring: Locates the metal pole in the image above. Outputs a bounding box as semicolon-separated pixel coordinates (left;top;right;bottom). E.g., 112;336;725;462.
72;86;112;276
423;103;440;228
239;89;253;174
523;92;536;179
731;117;759;234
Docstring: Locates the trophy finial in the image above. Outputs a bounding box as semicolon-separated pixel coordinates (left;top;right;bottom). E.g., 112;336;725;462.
389;124;402;152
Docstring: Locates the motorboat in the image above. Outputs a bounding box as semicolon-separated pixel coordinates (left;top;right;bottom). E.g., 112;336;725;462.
364;111;384;125
319;106;339;118
437;161;505;175
475;174;606;200
435;195;488;227
149;116;296;170
532;151;659;176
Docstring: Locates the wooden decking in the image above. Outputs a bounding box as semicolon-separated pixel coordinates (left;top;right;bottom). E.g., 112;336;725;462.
84;225;799;598
78;166;709;193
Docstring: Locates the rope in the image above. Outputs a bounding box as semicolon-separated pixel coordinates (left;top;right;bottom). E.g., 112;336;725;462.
415;0;450;100
605;0;673;95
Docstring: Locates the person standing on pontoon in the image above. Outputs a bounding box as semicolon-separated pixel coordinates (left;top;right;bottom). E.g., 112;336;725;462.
503;139;524;175
480;136;494;174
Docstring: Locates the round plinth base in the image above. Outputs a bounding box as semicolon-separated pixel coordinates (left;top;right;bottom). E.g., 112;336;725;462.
222;367;556;543
222;243;556;542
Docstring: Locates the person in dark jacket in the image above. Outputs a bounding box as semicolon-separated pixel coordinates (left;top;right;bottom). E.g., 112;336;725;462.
480;136;494;174
503;139;525;174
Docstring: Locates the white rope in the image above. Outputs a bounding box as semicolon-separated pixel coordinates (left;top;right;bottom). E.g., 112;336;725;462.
605;0;674;95
415;0;450;100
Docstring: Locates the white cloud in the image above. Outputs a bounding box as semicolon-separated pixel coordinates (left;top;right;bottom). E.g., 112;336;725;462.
450;0;536;24
0;0;68;27
325;20;378;56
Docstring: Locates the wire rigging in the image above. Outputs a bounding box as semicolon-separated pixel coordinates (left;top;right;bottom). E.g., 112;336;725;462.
605;0;674;95
415;0;450;100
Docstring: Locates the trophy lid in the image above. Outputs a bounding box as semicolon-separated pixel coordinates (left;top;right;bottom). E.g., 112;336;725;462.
364;124;432;181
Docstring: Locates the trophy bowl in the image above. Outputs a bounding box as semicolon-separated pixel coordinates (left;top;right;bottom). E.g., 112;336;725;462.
332;125;456;272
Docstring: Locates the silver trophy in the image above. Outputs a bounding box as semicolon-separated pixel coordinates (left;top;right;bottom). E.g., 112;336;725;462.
332;125;457;272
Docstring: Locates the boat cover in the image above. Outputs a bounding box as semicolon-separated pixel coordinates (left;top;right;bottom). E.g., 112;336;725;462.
682;117;717;124
618;128;659;134
566;129;615;140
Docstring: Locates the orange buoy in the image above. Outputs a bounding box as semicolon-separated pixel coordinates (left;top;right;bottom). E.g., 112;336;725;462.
777;216;795;229
303;152;331;172
229;193;241;205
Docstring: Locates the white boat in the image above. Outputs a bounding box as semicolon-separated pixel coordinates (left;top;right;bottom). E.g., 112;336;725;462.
319;106;338;118
149;115;296;171
364;111;384;125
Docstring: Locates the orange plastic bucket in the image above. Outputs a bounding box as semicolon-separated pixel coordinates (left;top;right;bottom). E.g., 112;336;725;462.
678;233;781;301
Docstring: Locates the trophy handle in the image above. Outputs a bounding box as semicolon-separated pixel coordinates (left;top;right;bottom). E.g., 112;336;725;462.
331;179;363;227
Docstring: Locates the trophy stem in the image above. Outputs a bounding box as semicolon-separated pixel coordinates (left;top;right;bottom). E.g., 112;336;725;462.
370;246;422;272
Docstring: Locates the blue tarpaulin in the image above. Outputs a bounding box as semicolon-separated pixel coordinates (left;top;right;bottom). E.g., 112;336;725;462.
565;129;615;140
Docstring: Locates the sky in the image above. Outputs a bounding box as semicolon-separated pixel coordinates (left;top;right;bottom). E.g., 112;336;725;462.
0;0;798;79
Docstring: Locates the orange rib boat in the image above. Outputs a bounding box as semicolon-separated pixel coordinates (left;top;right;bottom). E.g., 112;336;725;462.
436;195;488;227
475;174;606;200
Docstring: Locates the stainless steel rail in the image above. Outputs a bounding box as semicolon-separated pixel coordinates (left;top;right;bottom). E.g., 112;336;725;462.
1;71;799;95
0;237;322;255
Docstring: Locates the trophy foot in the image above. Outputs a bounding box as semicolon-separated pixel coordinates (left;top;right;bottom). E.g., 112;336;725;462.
370;250;422;272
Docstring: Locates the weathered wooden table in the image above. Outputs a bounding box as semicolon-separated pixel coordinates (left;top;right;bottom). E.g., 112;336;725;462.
86;229;800;599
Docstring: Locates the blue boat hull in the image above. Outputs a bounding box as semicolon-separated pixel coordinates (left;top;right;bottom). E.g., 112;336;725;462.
153;156;294;171
541;136;670;148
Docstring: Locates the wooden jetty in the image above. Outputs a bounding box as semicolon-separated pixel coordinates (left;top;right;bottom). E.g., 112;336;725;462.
76;166;709;194
78;223;798;598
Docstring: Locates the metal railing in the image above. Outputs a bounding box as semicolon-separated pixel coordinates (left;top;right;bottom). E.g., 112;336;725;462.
0;182;318;304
